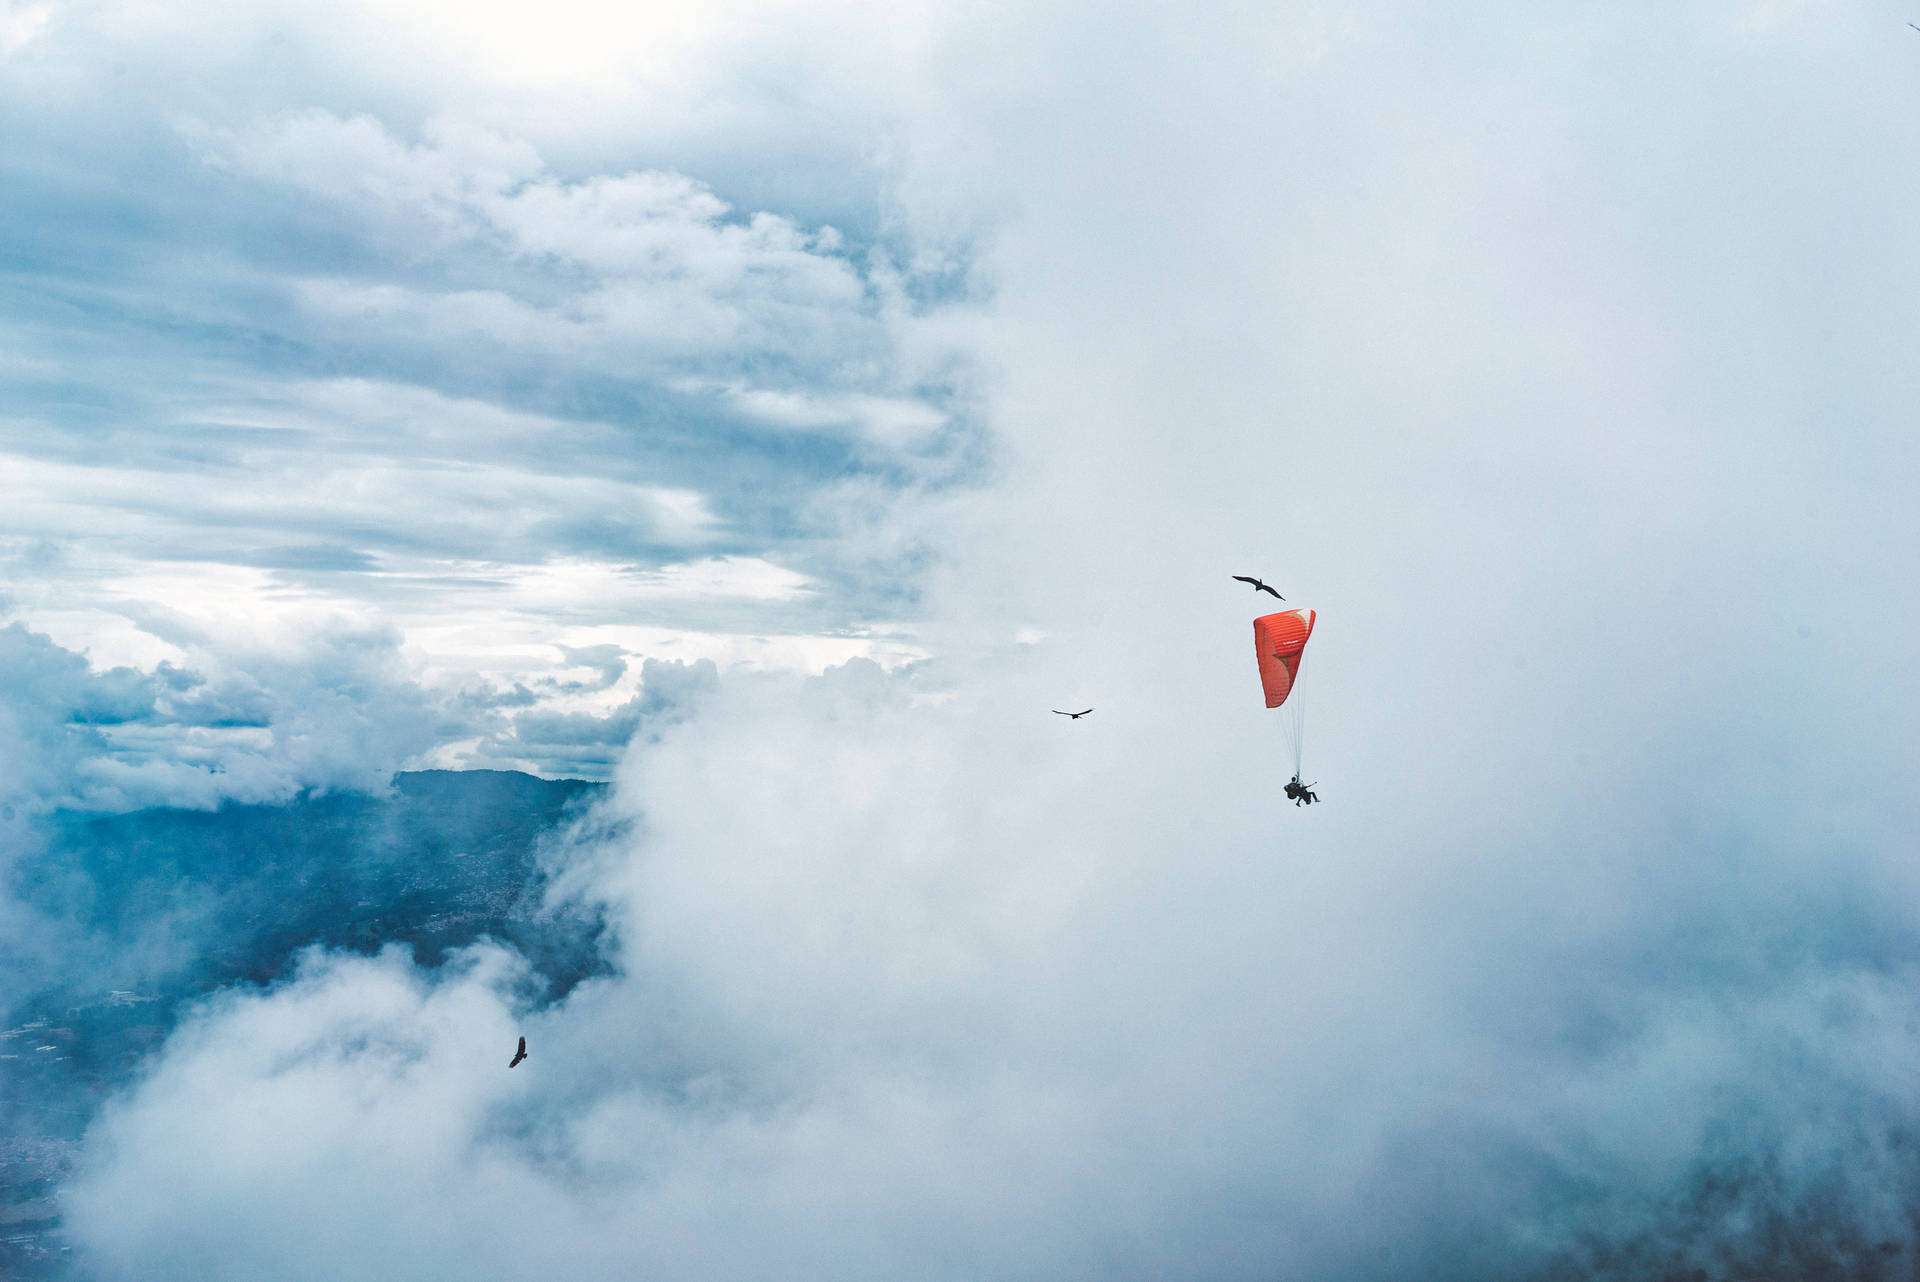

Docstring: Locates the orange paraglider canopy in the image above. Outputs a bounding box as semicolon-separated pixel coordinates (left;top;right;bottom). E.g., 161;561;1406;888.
1253;609;1315;709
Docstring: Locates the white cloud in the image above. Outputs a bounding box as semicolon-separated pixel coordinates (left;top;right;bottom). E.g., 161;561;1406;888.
20;0;1920;1275
61;649;1920;1279
198;110;876;374
674;379;951;447
481;556;813;622
0;2;52;58
195;111;543;240
365;0;897;93
67;946;538;1279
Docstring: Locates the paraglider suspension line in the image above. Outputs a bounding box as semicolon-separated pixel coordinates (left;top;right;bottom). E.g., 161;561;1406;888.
1283;684;1306;777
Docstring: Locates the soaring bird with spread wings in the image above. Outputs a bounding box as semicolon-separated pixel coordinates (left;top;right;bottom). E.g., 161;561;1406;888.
508;1036;527;1068
1232;575;1284;600
1053;709;1094;719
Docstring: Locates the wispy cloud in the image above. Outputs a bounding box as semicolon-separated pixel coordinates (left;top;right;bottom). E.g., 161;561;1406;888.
1;42;969;783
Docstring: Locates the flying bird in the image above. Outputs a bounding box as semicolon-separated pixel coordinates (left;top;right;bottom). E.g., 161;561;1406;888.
1232;575;1284;600
1053;709;1094;719
508;1036;527;1068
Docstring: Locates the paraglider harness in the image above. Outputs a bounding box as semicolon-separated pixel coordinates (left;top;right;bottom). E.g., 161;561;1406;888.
1284;775;1319;807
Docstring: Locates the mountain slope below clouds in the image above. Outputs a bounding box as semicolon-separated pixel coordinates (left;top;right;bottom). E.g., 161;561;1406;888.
0;769;610;1279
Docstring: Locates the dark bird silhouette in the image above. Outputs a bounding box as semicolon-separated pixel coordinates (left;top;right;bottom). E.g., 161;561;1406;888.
508;1036;527;1068
1232;575;1284;600
1053;709;1094;719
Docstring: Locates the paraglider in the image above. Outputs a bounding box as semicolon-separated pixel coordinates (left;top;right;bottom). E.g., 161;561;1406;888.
1253;608;1318;802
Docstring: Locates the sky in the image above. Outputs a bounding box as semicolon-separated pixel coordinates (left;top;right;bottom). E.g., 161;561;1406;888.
7;0;1920;1277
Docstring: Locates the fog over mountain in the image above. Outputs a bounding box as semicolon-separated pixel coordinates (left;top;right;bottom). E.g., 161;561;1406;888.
4;1;1920;1279
1;771;605;1274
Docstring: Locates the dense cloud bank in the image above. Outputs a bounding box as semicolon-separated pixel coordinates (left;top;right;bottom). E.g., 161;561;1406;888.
6;0;1920;1278
53;656;1920;1282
